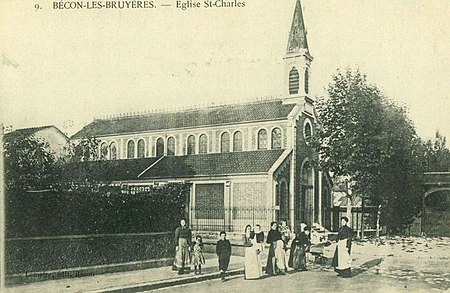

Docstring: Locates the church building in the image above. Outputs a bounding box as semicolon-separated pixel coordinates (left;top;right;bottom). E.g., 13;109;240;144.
71;0;333;233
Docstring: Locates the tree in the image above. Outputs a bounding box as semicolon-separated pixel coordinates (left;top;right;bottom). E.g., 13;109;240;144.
314;69;385;195
56;136;110;190
314;69;425;234
422;131;450;172
4;133;57;191
61;136;101;163
374;102;425;232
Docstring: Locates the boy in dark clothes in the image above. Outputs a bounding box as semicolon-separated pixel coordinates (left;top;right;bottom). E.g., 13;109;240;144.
216;231;232;281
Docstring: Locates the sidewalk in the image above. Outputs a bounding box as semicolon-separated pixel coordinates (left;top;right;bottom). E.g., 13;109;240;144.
5;254;245;293
5;243;397;293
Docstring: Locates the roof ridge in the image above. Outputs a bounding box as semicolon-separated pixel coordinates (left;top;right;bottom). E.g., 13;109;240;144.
13;125;54;131
94;94;285;121
4;125;55;136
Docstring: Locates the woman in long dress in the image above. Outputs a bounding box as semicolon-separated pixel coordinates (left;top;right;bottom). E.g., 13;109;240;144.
332;217;353;278
173;218;192;275
265;221;282;275
288;225;310;271
243;224;263;280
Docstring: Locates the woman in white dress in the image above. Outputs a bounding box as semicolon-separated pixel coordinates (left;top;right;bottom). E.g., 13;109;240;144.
243;224;263;280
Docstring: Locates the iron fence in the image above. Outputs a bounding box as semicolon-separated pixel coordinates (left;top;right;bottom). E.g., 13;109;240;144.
189;207;275;232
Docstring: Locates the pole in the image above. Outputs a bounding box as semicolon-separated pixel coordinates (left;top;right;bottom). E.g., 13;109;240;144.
360;197;364;239
345;179;352;225
0;123;6;290
376;205;381;241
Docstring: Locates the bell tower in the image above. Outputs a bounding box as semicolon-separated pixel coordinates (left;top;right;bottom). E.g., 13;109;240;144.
284;0;313;100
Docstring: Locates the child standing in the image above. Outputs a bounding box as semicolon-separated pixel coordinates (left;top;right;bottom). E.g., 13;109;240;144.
254;224;264;253
192;235;206;275
216;231;232;282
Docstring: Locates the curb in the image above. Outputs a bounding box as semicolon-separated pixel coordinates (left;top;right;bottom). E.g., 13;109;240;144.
88;268;245;293
6;258;174;286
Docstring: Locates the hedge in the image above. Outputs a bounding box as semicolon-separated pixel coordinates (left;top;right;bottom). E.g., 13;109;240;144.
6;183;190;238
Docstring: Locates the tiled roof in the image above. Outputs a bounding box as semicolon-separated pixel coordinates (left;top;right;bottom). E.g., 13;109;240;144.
4;125;65;141
71;100;296;139
61;150;286;183
59;157;160;182
139;149;285;179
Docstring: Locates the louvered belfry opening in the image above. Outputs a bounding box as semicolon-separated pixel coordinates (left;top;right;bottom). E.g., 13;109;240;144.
289;67;299;94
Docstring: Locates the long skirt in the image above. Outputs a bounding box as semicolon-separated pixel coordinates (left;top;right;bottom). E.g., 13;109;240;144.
292;246;306;270
265;242;278;275
173;238;191;270
244;247;262;280
275;248;286;270
332;240;352;277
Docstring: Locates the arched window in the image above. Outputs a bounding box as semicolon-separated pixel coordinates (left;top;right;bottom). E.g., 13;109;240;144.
137;139;146;158
271;127;282;149
220;132;230;153
127;140;135;159
257;129;268;150
109;142;117;160
199;134;208;154
156;138;164;157
304;67;310;94
167;137;175;156
304;121;312;144
233;131;242;152
289;67;299;95
187;135;196;155
100;142;108;159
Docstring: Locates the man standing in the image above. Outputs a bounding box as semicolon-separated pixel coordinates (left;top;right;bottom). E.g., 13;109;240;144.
332;217;353;278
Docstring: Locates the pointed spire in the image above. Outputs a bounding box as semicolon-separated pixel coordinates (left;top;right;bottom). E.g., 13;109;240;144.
286;0;309;54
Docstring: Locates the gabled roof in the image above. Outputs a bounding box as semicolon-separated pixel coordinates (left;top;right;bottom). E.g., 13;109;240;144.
287;0;310;54
4;125;68;141
71;100;296;139
139;149;286;179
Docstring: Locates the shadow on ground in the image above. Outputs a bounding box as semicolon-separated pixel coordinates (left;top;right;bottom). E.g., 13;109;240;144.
351;258;383;277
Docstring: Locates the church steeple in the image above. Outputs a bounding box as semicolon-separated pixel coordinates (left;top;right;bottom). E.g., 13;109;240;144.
284;0;313;99
287;0;309;54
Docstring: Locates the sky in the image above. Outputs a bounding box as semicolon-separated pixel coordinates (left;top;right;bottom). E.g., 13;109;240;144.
0;0;449;140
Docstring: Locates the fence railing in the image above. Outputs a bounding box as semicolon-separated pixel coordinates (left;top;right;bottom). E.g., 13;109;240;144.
190;207;275;233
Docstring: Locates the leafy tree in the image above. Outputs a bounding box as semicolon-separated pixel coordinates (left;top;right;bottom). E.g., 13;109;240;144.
374;102;425;232
422;131;450;172
314;69;385;195
56;136;110;190
61;136;101;163
4;133;56;191
314;69;425;233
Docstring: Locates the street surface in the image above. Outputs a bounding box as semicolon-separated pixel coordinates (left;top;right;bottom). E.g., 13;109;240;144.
154;269;432;293
154;236;450;293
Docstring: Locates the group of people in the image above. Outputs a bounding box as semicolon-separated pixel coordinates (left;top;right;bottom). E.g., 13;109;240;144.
245;220;311;279
172;218;232;281
172;216;353;281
